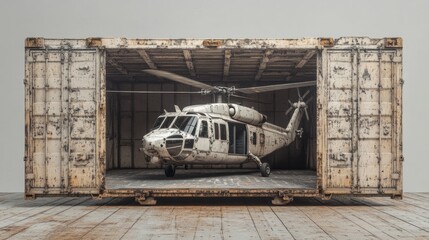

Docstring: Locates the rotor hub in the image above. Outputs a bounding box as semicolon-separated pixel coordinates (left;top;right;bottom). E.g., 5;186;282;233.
201;86;236;96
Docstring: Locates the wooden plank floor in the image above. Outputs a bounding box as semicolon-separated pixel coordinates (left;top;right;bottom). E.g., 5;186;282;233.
0;193;429;239
106;169;317;189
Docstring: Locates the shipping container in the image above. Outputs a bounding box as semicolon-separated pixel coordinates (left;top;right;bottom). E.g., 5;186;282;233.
24;37;403;205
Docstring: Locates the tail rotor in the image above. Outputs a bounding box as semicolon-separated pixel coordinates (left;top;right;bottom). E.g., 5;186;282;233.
285;89;313;121
285;100;294;116
299;89;311;100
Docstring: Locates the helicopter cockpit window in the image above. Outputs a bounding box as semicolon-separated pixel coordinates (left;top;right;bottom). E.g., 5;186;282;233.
151;116;165;130
160;116;175;129
199;120;208;138
172;116;198;135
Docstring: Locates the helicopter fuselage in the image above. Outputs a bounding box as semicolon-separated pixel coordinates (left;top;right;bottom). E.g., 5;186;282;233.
142;103;305;166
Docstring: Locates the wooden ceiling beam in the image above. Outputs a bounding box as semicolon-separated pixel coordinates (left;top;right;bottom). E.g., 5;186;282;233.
223;50;231;81
136;49;158;69
255;50;274;80
183;50;196;77
286;50;317;80
295;50;316;69
106;53;131;77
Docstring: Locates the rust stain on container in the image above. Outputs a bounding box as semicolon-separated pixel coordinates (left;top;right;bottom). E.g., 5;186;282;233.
203;39;224;48
319;38;334;47
384;37;403;48
25;38;45;48
86;38;102;47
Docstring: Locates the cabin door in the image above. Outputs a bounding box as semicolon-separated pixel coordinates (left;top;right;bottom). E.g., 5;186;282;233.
211;120;229;161
196;118;211;154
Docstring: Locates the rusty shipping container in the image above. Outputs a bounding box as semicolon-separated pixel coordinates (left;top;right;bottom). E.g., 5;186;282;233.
24;37;403;204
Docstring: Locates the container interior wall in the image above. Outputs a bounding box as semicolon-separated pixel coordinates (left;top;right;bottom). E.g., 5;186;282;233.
105;48;317;170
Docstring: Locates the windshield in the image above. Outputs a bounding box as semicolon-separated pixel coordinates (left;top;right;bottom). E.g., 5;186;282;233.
151;116;165;130
160;116;175;129
171;116;198;135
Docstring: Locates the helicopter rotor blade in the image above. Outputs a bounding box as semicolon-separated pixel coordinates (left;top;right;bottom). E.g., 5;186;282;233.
285;107;294;116
143;69;216;90
302;89;311;99
106;90;202;94
285;99;294;116
236;81;316;94
304;108;310;121
297;88;302;99
305;96;314;105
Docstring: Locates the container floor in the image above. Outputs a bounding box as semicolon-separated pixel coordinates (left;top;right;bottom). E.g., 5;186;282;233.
105;169;317;189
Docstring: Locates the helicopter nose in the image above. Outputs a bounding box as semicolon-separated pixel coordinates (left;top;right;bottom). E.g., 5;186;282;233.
142;136;168;157
165;135;184;157
142;134;184;158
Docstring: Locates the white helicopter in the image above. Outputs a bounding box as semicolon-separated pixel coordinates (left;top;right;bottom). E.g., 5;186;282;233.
108;70;315;177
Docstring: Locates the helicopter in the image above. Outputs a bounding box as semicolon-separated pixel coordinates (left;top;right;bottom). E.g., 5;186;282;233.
107;69;315;177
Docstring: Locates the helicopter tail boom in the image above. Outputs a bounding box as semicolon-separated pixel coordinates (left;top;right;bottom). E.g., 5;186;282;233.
284;101;307;146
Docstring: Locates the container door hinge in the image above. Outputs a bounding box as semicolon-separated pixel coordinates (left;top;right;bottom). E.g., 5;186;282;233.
26;173;35;180
391;173;400;180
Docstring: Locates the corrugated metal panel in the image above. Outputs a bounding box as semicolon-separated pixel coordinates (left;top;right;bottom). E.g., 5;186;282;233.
323;46;403;195
25;47;105;196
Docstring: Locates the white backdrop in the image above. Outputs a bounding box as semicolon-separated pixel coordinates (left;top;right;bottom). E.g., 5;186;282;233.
0;0;427;192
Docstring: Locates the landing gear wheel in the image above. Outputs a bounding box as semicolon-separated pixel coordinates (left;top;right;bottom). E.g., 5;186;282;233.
260;162;271;177
164;165;176;177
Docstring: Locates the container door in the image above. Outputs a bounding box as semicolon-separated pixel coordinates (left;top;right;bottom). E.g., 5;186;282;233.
25;47;105;197
322;47;402;196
